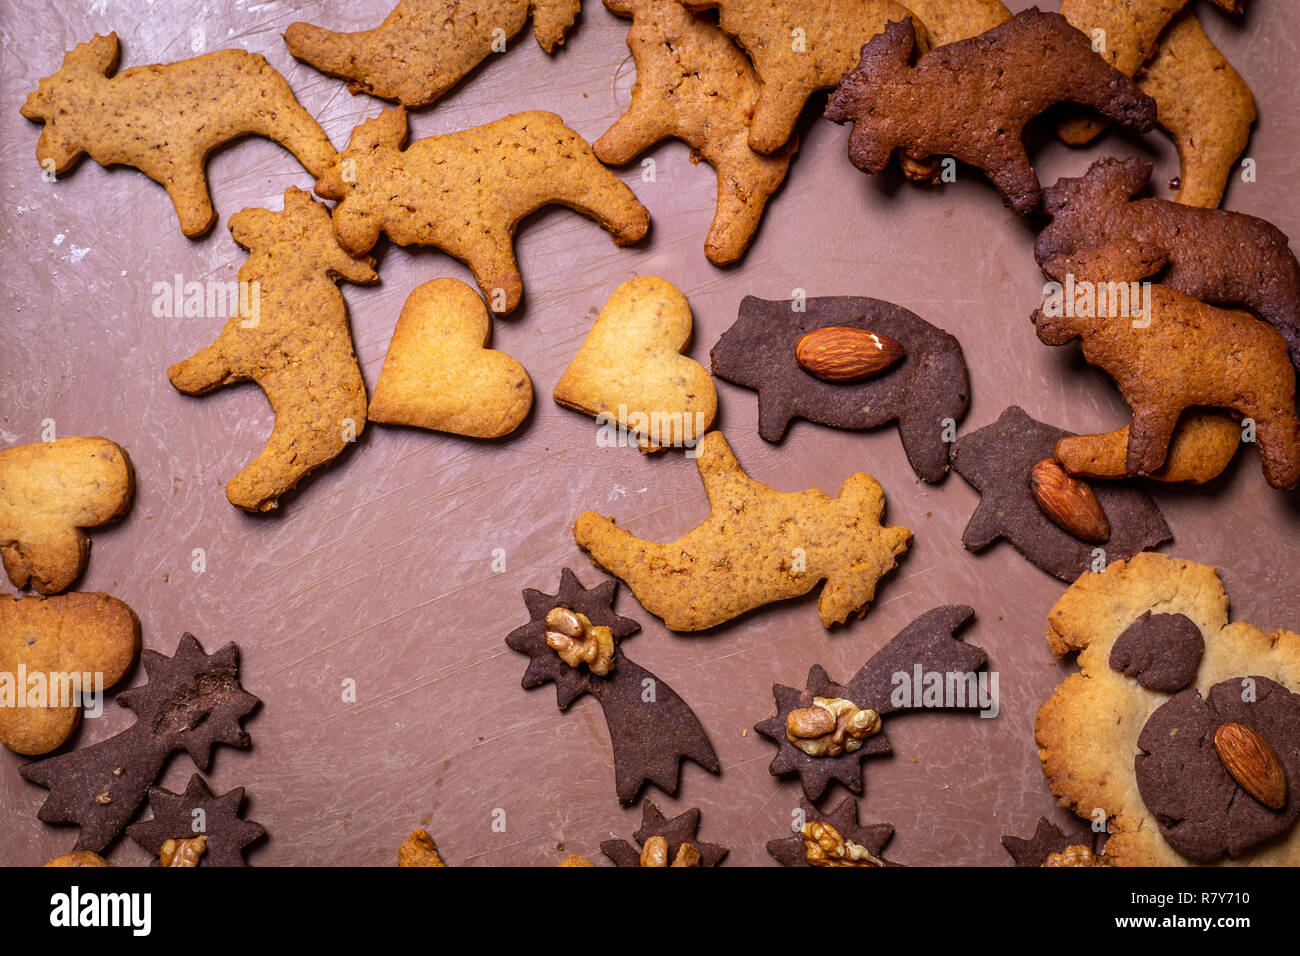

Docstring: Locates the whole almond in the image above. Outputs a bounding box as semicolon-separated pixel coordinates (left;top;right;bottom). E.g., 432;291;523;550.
1214;722;1287;810
1028;459;1110;543
795;326;905;382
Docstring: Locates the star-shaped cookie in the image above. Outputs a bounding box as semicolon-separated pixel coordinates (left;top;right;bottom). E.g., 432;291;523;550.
600;801;728;866
127;774;266;867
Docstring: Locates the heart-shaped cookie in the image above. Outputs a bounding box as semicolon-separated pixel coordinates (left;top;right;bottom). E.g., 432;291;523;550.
554;277;716;451
369;279;533;438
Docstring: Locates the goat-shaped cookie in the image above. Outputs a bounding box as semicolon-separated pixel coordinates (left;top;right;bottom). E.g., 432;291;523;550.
316;108;649;315
1036;158;1300;370
168;188;377;512
824;10;1156;214
1032;286;1300;491
21;34;337;237
574;432;911;630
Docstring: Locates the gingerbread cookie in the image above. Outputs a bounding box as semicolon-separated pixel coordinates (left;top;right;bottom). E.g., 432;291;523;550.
1032;285;1300;490
1035;552;1300;865
1;592;139;756
0;437;133;594
21;34;336;237
1137;10;1255;208
168;188;377;513
904;0;1010;46
1056;0;1244;145
574;431;911;630
1054;410;1242;485
599;801;728;866
824;11;1156;214
681;0;923;154
554;277;716;452
369;279;533;439
951;407;1171;582
1001;817;1094;867
768;796;897;867
1035;157;1300;370
127;774;265;867
21;634;259;853
286;0;580;108
506;569;719;804
44;852;111;867
595;0;794;264
710;294;969;483
315;108;649;315
398;829;448;867
755;605;989;800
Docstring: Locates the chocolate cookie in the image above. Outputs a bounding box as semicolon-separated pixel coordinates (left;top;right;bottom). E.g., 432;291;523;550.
1001;817;1094;867
127;774;266;867
1109;611;1203;692
599;800;728;866
767;796;897;867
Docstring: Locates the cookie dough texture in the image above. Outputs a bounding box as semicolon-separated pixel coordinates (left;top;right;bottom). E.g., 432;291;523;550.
0;437;134;594
168;188;378;512
370;279;533;439
554;276;715;451
286;0;581;108
0;592;140;755
21;33;336;237
315;107;649;315
574;431;911;630
595;0;794;264
1036;552;1300;866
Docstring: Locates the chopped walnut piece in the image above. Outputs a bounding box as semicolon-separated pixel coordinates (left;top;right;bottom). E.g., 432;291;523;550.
786;696;882;757
639;835;701;867
1043;844;1105;867
160;835;208;867
802;821;884;867
544;606;616;676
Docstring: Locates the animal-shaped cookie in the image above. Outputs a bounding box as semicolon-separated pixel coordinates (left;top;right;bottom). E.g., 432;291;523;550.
574;431;911;630
0;593;139;755
1035;552;1299;866
286;0;580;108
0;437;133;594
824;11;1157;214
554;277;716;451
1035;157;1300;370
21;34;337;237
710;294;969;483
168;188;377;513
595;0;794;264
316;108;649;315
1056;0;1245;145
1054;410;1242;485
1032;285;1300;490
680;0;923;154
369;279;533;439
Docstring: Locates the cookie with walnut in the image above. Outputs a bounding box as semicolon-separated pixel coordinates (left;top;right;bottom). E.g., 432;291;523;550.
600;801;728;866
767;796;897;867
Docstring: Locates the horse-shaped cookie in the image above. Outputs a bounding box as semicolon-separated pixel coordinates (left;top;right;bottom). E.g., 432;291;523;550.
316;108;649;314
21;33;337;237
168;188;377;512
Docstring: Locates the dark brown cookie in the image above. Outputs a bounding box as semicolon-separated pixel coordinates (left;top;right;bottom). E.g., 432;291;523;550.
951;406;1171;582
1135;677;1300;863
20;634;259;853
710;295;969;482
1110;612;1203;692
824;10;1156;214
754;605;988;801
505;569;719;805
767;796;897;867
126;774;266;867
599;800;728;866
1001;817;1094;867
1036;157;1300;371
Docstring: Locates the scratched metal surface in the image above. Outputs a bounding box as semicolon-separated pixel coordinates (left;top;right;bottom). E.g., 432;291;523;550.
1;0;1297;867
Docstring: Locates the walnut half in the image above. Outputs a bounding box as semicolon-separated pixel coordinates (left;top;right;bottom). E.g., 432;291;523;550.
545;607;616;676
159;835;208;867
802;822;883;868
786;696;881;757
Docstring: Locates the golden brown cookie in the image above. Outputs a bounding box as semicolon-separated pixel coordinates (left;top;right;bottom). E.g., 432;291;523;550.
316;108;649;315
1137;10;1255;208
1033;285;1300;490
1054;410;1242;484
21;33;337;237
1056;0;1245;145
44;852;111;867
574;431;910;630
904;0;1010;46
369;279;533;439
1;592;140;756
398;828;447;866
553;277;716;452
595;0;794;264
558;854;596;866
286;0;580;108
1035;552;1300;866
168;188;378;513
0;437;133;594
681;0;924;154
